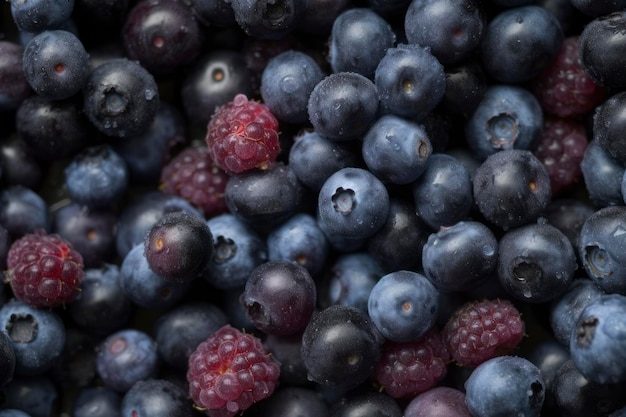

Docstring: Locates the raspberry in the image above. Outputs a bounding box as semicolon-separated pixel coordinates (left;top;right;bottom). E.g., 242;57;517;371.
187;325;281;417
442;299;525;369
533;116;588;195
205;94;280;175
530;36;607;118
160;145;229;218
372;329;450;399
6;230;84;308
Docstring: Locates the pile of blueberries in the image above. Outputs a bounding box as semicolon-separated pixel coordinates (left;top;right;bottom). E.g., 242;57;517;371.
2;0;626;416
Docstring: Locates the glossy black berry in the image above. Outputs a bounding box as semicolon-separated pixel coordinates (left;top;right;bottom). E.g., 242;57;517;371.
144;211;213;282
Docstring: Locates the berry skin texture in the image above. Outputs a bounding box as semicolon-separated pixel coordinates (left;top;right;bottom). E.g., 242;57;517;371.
206;93;280;175
186;325;281;417
6;230;84;308
160;145;229;218
372;329;450;399
442;299;525;368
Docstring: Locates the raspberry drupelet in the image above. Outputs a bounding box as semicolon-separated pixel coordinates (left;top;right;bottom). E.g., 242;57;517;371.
6;229;84;308
205;94;280;175
160;145;229;218
187;325;281;417
442;298;525;369
372;329;450;399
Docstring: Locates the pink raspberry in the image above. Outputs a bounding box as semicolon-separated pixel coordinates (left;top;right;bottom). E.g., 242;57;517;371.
205;94;280;175
442;299;525;368
160;145;229;218
372;329;450;399
530;36;607;118
6;230;84;308
187;325;281;417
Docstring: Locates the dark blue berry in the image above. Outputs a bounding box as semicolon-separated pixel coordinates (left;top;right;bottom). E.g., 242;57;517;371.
203;213;268;289
22;30;89;100
0;299;66;376
0;186;50;239
260;50;325;124
72;386;122;417
374;43;445;120
362;114;432;184
317;167;390;240
465;84;543;161
440;58;488;116
0;374;59;417
481;5;563;83
0;331;16;388
368;270;439;342
96;328;159;392
307;72;379;142
9;0;75;32
249;386;330;417
422;220;498;292
120;378;193;417
230;0;307;39
329;391;402;417
593;91;626;165
83;58;159;138
404;0;486;65
328;8;396;79
411;153;474;229
580;140;625;208
64;145;129;210
0;41;33;111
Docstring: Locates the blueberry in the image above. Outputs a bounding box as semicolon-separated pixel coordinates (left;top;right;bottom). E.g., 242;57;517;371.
267;213;329;277
96;328;160;392
329;8;396;80
262;334;309;386
570;0;626;16
22;30;89;100
404;386;471;417
570;294;626;384
144;211;213;282
230;0;307;39
0;41;33;111
307;72;380;141
368;270;439;342
440;58;488;116
578;206;626;294
480;5;563;83
465;84;543;161
497;220;577;303
465;356;545;417
580;140;625;208
64;145;129;210
72;387;122;417
322;252;385;312
249;386;330;417
404;0;486;65
122;0;203;75
120;243;192;310
318;167;390;240
0;138;42;190
186;0;236;27
203;213;268;289
240;260;316;335
0;331;16;388
153;301;228;371
0;374;59;417
552;359;626;417
549;277;605;347
593;91;626;165
579;11;626;89
0;185;50;239
224;162;303;231
120;379;194;417
374;43;446;120
329;391;403;417
473;149;552;230
367;198;430;272
0;411;32;417
411;153;473;229
67;264;133;337
526;338;570;409
83;58;159;138
0;299;66;376
300;305;384;389
362;114;432;184
288;130;362;192
422;220;498;292
545;198;595;255
9;0;75;32
260;50;325;124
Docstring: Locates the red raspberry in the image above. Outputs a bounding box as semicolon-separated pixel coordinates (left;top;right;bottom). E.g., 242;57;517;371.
372;329;450;399
530;36;607;118
442;299;525;369
533;116;588;195
6;230;84;308
205;94;280;175
187;325;281;417
160;145;229;218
